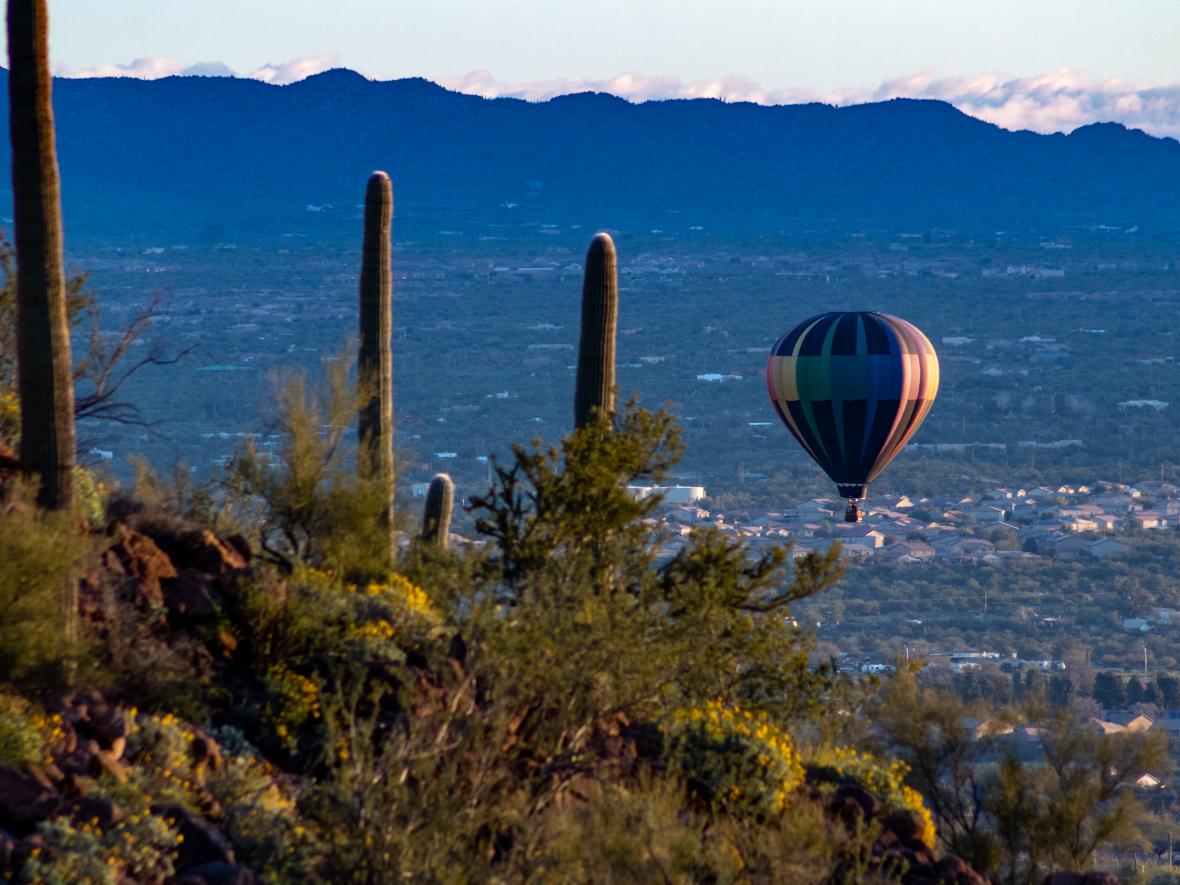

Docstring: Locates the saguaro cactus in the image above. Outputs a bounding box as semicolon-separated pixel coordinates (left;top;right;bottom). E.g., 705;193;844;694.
420;473;454;548
573;232;618;429
8;0;76;509
358;171;394;551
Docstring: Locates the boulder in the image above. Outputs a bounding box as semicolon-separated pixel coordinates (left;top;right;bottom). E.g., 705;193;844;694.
165;568;224;620
153;803;235;872
931;855;990;885
225;534;253;563
189;734;226;777
68;795;124;830
0;763;62;833
146;528;247;576
1042;874;1119;885
170;860;258;884
108;523;177;607
0;826;14;868
10;832;44;871
882;807;931;851
0;445;19;485
829;783;880;828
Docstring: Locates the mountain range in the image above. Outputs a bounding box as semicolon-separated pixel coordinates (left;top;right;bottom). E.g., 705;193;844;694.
2;67;1180;242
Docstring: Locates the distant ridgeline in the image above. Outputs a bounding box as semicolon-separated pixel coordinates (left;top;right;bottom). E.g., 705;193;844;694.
0;67;1179;242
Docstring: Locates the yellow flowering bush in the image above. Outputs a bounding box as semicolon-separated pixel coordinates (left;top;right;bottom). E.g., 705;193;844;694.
20;806;181;883
74;466;109;527
665;700;804;817
264;664;322;754
0;694;49;766
121;711;206;807
0;387;17;445
807;746;937;849
288;568;442;664
205;725;322;881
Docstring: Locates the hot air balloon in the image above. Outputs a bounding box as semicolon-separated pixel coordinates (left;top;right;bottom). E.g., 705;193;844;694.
766;312;939;522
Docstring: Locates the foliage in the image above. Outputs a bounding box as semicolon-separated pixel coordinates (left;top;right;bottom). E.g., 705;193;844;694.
288;405;856;879
0;693;50;766
873;666;1168;884
666;699;804;817
807;744;936;849
467;405;845;732
225;358;394;578
520;776;873;884
0;481;93;685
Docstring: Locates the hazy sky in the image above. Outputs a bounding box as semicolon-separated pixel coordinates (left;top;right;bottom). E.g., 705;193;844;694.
16;0;1180;137
38;0;1180;90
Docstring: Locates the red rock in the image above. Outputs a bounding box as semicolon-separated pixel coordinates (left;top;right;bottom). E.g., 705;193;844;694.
190;734;225;775
11;832;44;870
934;855;989;885
170;860;258;884
146;528;247;576
165;567;224;620
830;783;881;829
0;763;63;833
153;802;235;871
225;534;252;563
0;445;19;485
108;523;177;607
68;795;124;829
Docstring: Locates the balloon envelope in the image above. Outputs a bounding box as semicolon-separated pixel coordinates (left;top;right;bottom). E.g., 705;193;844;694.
766;311;939;499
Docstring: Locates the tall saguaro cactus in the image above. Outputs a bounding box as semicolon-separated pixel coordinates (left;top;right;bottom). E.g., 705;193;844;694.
358;171;394;552
420;473;454;548
573;232;618;429
8;0;76;509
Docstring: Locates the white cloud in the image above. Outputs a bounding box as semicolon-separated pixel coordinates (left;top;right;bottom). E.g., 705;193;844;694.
821;68;1180;139
442;68;1180;139
438;69;814;106
57;57;233;79
54;54;338;86
247;54;339;85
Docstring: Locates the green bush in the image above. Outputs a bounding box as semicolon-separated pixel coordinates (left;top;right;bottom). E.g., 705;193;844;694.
0;482;92;685
665;699;804;818
225;358;396;579
0;693;48;765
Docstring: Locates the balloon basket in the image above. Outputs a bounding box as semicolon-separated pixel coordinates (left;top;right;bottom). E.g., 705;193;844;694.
844;500;861;523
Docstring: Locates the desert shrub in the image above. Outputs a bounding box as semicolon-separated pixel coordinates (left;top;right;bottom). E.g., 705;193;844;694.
18;818;116;884
74;466;109;527
262;664;323;755
807;745;936;849
665;699;804;818
0;482;93;685
20;810;180;884
103;711;317;882
296;406;852;879
460;406;846;766
0;694;50;765
204;734;321;880
522;778;875;884
225;358;394;578
108;456;235;538
0;233;188;451
874;666;1169;882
